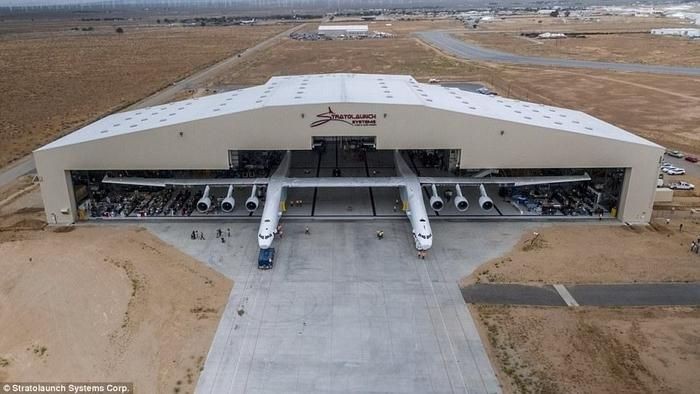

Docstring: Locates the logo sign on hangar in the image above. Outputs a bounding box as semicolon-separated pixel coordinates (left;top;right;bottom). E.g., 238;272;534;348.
311;107;377;128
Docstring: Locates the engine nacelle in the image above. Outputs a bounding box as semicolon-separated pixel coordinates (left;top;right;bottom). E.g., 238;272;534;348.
221;185;235;212
454;196;469;211
196;185;212;213
429;184;444;211
246;185;259;212
454;185;469;212
478;184;494;211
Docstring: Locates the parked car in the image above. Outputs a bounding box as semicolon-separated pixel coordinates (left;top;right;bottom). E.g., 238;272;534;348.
666;168;686;175
666;150;684;158
669;181;695;190
685;156;698;163
661;162;673;168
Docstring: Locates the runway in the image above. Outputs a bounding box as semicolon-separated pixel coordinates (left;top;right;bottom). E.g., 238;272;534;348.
417;31;700;76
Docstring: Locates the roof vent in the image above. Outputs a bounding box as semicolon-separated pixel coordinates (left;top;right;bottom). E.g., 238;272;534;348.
100;130;108;134
160;119;167;122
469;106;476;110
585;126;593;131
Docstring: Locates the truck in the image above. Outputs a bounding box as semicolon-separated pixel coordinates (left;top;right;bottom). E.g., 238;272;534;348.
258;247;275;270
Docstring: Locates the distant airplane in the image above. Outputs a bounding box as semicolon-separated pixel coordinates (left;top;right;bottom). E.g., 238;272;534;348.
103;151;589;252
240;18;256;25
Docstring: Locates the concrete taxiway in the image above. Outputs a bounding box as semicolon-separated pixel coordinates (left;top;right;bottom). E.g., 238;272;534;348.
418;31;700;76
147;220;530;393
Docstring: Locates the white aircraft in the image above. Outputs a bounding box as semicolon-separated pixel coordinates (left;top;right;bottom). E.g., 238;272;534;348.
240;18;256;25
102;151;590;252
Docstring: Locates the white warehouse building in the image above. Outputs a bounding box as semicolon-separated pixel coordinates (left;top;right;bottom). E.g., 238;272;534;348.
317;24;369;37
34;73;663;232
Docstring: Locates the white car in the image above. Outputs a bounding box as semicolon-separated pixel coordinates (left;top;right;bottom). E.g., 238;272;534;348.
669;181;695;190
661;162;673;168
666;168;686;175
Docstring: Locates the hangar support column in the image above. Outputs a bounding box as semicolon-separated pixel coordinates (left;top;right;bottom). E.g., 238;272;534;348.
35;154;77;225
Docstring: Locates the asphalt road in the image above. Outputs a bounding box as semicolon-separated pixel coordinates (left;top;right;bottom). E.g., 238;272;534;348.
417;31;700;77
462;283;700;306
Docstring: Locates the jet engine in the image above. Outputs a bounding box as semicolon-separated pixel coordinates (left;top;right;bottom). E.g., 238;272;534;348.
454;184;469;212
245;185;259;212
196;185;212;213
221;185;235;213
478;184;494;211
429;184;444;211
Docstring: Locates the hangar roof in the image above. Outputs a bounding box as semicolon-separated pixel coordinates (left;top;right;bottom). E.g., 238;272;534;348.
38;73;661;151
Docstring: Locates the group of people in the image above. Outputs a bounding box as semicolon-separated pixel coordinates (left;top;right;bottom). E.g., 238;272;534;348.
375;229;428;259
190;228;232;243
690;237;700;254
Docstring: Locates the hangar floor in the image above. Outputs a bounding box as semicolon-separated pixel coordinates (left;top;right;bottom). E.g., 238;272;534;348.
145;220;529;393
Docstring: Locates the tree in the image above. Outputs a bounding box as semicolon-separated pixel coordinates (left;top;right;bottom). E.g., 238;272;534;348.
116;27;124;34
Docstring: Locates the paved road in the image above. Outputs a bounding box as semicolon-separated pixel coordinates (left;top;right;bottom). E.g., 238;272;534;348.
0;24;304;189
462;284;566;306
462;283;700;306
0;155;35;188
149;221;531;393
418;31;700;77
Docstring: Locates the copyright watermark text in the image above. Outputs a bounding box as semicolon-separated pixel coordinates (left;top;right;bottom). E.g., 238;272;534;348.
1;383;132;394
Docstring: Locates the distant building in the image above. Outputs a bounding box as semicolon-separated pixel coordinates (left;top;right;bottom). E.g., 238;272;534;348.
537;32;567;39
318;25;369;38
651;28;700;38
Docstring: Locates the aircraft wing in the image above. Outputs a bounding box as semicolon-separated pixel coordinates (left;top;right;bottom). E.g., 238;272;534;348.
102;175;269;187
418;173;591;187
282;177;407;188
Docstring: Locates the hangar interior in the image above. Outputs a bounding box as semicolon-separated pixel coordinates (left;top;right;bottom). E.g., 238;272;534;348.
71;138;624;220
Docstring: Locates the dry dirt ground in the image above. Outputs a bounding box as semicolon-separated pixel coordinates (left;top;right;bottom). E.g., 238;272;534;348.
0;23;287;168
211;19;477;86
473;15;690;33
473;305;700;394
463;220;700;285
0;185;233;393
471;63;700;156
458;32;700;67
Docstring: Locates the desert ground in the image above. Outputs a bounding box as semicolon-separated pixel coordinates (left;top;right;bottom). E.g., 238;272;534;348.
473;305;700;394
458;32;700;67
0;23;288;168
473;15;690;33
463;216;700;393
464;220;700;285
0;181;232;392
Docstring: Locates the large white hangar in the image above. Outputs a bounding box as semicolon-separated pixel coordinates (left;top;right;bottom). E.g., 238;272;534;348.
34;73;663;250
